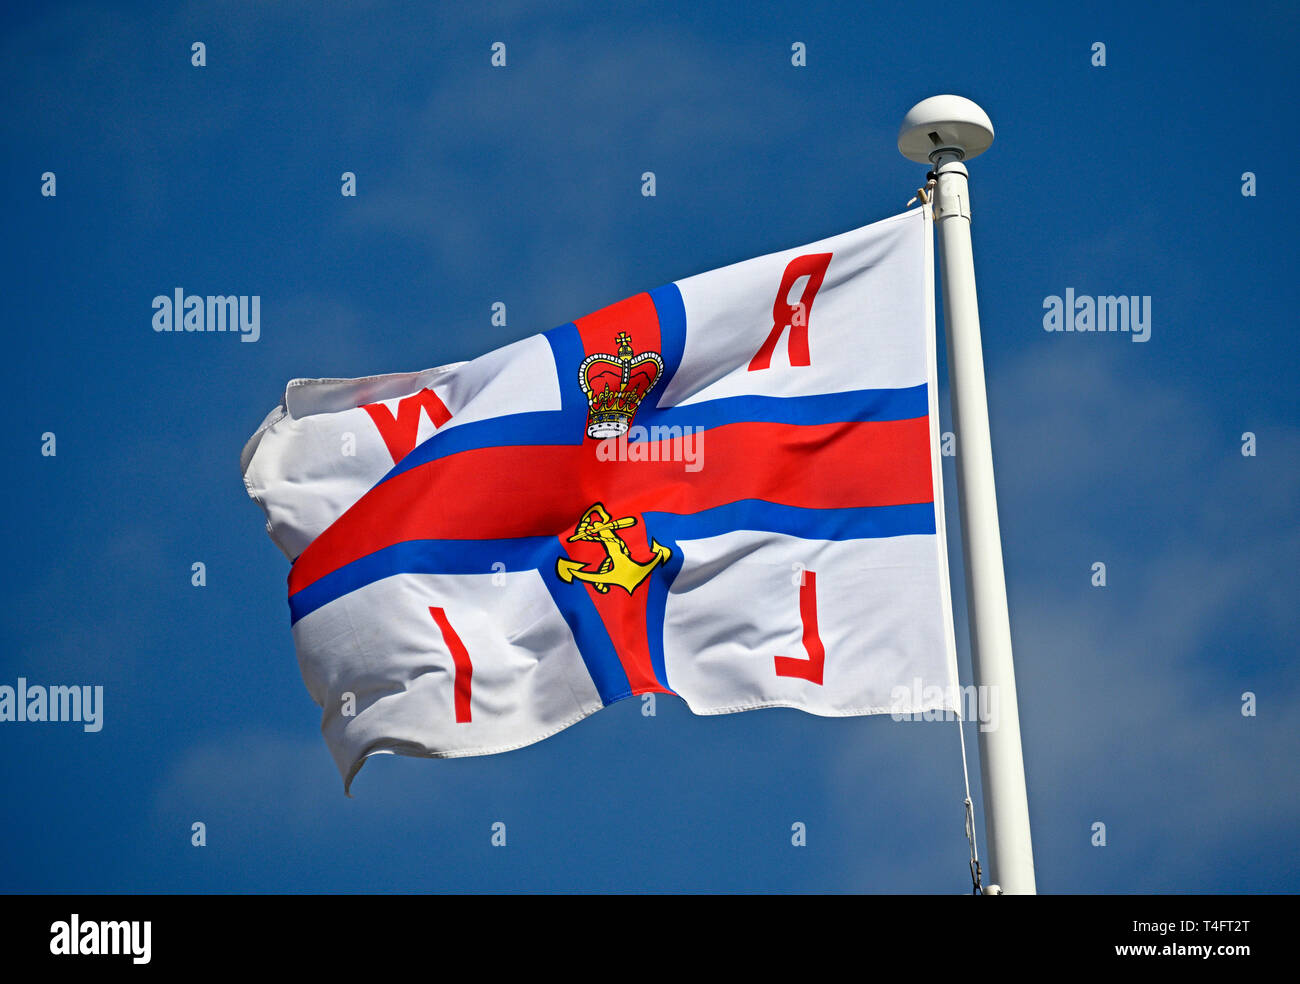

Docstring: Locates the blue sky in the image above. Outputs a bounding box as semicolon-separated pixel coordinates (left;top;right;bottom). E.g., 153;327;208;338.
2;0;1297;892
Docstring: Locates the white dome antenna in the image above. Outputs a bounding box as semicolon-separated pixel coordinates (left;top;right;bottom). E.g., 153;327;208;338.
898;94;994;164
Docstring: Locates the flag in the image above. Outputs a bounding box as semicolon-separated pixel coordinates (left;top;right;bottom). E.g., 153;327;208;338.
243;207;959;792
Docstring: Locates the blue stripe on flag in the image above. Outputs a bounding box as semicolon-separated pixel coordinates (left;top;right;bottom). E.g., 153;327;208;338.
643;500;936;543
645;541;684;694
648;283;687;392
537;560;633;705
545;322;592;416
634;385;927;434
288;537;552;624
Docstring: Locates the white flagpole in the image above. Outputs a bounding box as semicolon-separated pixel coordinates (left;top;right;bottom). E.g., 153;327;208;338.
899;95;1036;895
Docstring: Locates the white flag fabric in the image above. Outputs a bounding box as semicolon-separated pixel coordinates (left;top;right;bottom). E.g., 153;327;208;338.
244;207;960;791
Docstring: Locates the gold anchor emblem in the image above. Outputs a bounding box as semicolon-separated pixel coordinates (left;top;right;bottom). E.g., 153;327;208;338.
556;502;672;595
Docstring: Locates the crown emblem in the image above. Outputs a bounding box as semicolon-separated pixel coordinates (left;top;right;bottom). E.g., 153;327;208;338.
578;332;664;438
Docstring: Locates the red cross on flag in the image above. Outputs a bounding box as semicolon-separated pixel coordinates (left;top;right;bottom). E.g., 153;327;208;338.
242;207;960;792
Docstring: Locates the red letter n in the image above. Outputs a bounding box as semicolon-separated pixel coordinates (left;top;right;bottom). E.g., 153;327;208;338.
748;252;833;371
362;388;452;464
